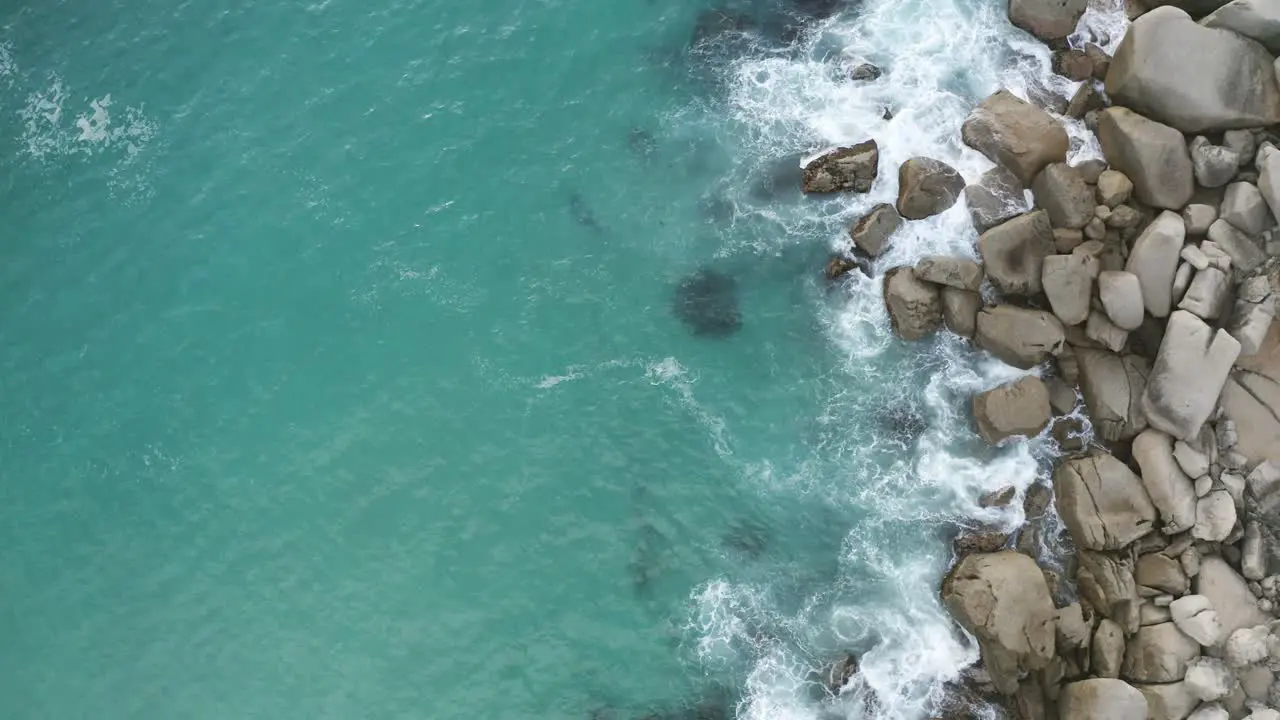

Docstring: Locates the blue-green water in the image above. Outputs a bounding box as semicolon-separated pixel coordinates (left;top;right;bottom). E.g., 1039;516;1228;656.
0;1;1127;718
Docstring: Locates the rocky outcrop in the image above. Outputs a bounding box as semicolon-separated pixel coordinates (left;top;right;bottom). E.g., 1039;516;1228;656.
897;157;965;220
1059;678;1148;719
1126;211;1187;319
914;256;983;291
1105;6;1280;133
1033;163;1095;229
972;376;1051;444
975;305;1065;369
978;211;1056;295
941;551;1056;694
883;267;942;341
961;90;1069;184
1075;349;1150;442
849;203;903;257
1132;429;1199;534
803;141;880;193
1143;310;1242;441
1055;451;1157;551
1201;0;1280;54
1097;108;1195;210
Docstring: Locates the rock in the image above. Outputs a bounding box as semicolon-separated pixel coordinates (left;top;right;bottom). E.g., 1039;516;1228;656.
1185;657;1236;701
1126;211;1187;319
1199;240;1235;272
1172;262;1194;308
1057;601;1093;651
964;166;1029;234
1033;163;1096;229
1139;553;1192;595
1139;681;1200;720
1191;136;1243;188
1184;204;1219;236
1227;275;1276;356
1055;451;1158;550
1088;310;1130;353
1189;705;1229;720
914;256;982;291
803;141;880;193
1094;619;1127;678
1173;441;1211;479
1133;429;1199;534
1243;521;1266;581
1097;107;1196;210
896;157;965;220
848;63;881;81
972;376;1051;444
849;203;904;257
1206;219;1267;273
824;254;867;281
1059;678;1148;719
979;486;1017;508
1008;0;1089;45
1105;6;1280;133
1182;245;1212;272
978;211;1056;295
1066;82;1107;120
1143;311;1242;442
941;551;1056;694
1084;216;1107;241
1201;0;1280;54
883;267;942;341
1081;550;1142;634
1238;664;1273;701
1220;182;1273;236
1195;557;1270;640
1224;130;1258;166
940;287;981;339
1247;708;1280;720
1123;622;1202;682
1098;169;1136;208
1224;625;1269;667
1109;204;1144;230
1182;547;1203;579
1194;490;1237;542
1053;48;1094;81
1098;270;1146;331
1172;594;1224;646
962;90;1070;185
1143;601;1175;626
1043;253;1097;326
1259;144;1280;222
1076;349;1150;441
1053;416;1088;452
1179;267;1232;321
953;528;1010;557
1085;42;1111;79
975;306;1065;369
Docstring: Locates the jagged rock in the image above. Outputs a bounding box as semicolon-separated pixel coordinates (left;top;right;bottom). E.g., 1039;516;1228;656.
1173;441;1210;479
1194;490;1237;542
1097;107;1195;210
897;157;965;220
1143;311;1242;442
972;376;1051;444
914;256;982;291
962;90;1070;185
1138;553;1191;595
847;63;881;81
1033;163;1096;229
1057;602;1093;651
1099;270;1146;330
1179;267;1232;321
975;306;1065;369
1227;275;1275;356
1076;349;1149;441
1220;182;1273;237
1184;204;1219;236
1195;557;1270;640
849;203;903;257
1008;0;1089;45
1080;552;1141;635
1055;451;1157;551
1108;204;1144;230
941;287;981;338
1043;253;1098;325
1191;136;1243;188
1105;6;1280;133
1206;219;1267;273
883;267;942;341
1087;310;1130;353
1225;129;1257;166
1201;0;1280;54
1066;82;1107;120
964;166;1029;234
1123;622;1202;682
1098;169;1135;208
978;211;1055;296
1053;48;1093;80
1133;429;1199;534
1059;678;1148;719
1171;594;1223;646
941;551;1056;694
1185;657;1236;701
1224;625;1270;668
803;141;879;193
1126;211;1187;319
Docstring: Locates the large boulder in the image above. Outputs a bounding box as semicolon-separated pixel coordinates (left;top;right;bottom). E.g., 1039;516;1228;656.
978;211;1055;295
1054;451;1157;551
1097;108;1195;210
1106;6;1280;133
897;157;965;220
1099;270;1146;330
1079;550;1141;632
941;551;1056;694
975;305;1065;369
1042;252;1098;326
1075;349;1150;441
972;376;1051;444
1194;557;1270;641
849;203;903;257
1094;619;1127;677
914;256;983;291
1125;211;1187;319
1059;679;1148;720
961;90;1069;184
883;267;942;341
1132;429;1199;534
1191;136;1242;188
803;141;879;192
941;287;981;338
964;166;1029;233
1201;0;1280;54
1143;311;1242;441
1122;622;1202;683
1032;163;1095;229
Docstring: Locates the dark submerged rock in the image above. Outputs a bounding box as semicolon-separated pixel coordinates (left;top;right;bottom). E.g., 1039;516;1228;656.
568;191;603;232
722;518;770;558
628;127;656;157
672;269;742;337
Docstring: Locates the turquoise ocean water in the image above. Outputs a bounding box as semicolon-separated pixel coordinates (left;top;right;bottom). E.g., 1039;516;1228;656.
0;1;1128;718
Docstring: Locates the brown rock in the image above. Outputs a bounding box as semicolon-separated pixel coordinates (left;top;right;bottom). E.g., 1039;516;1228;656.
962;90;1070;184
972;376;1052;444
897;157;965;220
883;267;942;341
802;141;879;193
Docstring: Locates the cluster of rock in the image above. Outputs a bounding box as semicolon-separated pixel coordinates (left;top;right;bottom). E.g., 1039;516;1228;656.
806;0;1280;717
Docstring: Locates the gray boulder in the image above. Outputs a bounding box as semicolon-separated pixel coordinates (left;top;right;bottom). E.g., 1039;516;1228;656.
1059;678;1148;720
1032;163;1095;229
1206;219;1266;273
975;305;1064;369
1043;253;1097;326
1099;270;1146;330
978;210;1055;295
896;157;964;220
1087;310;1129;353
972;376;1051;444
964;166;1029;233
1201;0;1280;54
1126;211;1187;319
883;267;942;341
1193;490;1236;542
1144;311;1242;441
1255;144;1280;228
1097;108;1195;210
1194;557;1269;640
961;90;1069;185
914;255;982;291
941;287;981;338
849;203;903;257
1139;682;1200;720
1055;451;1157;551
803;140;880;193
1008;0;1088;44
1220;182;1273;236
1132;429;1199;534
1184;204;1219;236
1076;349;1149;441
1123;622;1202;683
1185;657;1235;701
1106;6;1280;133
1191;136;1242;188
1179;266;1232;321
1171;594;1224;646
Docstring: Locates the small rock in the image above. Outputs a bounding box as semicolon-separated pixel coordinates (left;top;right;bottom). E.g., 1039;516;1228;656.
1173;441;1210;479
1207;218;1267;274
1182;245;1211;271
1196;476;1213;497
1172;262;1193;308
978;211;1056;296
1185;656;1236;701
1223;130;1256;168
1077;158;1108;184
1108;204;1143;229
979;486;1017;508
849;203;903;258
1126;210;1186;319
1097;108;1194;210
1052;416;1088;452
1054;227;1084;252
1184;204;1219;236
1220;182;1274;237
1189;705;1229;720
803;141;879;193
1243;521;1265;581
1191;136;1242;189
975;305;1066;369
964;167;1029;234
1138;552;1190;595
1182;547;1201;578
1171;594;1223;646
1034;162;1096;229
1043;253;1098;325
1086;310;1129;352
1053;48;1093;81
1097;169;1135;208
1122;621;1202;682
1085;43;1111;80
1194;490;1237;543
1098;270;1145;330
1092;618;1126;678
1179;266;1232;321
1225;625;1270;668
1143;311;1241;442
848;63;881;81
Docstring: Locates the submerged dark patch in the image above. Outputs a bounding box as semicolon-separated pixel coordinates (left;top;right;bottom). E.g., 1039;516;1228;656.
721;517;770;558
568;191;604;232
672;268;742;338
876;402;927;443
628;127;656;157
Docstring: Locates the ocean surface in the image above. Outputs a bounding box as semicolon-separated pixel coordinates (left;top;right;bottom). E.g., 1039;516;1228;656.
0;0;1129;718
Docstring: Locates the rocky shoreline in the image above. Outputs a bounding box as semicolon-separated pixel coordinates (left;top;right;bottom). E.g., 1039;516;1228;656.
813;1;1280;718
